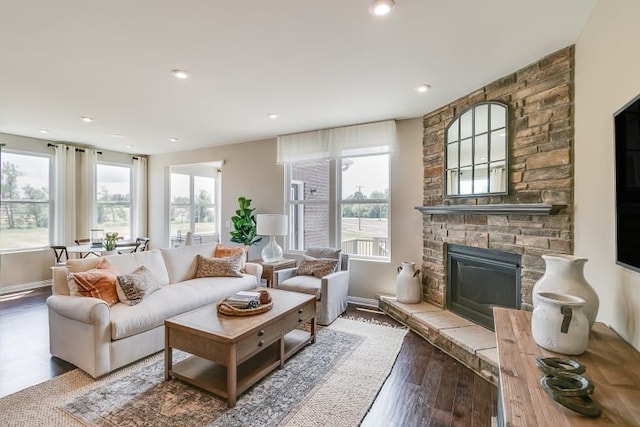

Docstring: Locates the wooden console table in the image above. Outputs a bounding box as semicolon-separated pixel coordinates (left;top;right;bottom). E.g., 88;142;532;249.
494;307;640;426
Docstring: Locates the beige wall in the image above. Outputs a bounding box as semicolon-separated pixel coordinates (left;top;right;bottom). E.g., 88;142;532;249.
148;118;424;301
575;0;640;349
148;138;285;261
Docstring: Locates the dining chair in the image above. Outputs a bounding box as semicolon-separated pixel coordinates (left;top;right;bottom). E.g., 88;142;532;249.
116;241;141;254
50;245;69;266
135;237;150;252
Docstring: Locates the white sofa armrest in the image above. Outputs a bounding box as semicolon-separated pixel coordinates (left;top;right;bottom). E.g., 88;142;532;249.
47;294;112;378
46;295;110;325
244;262;264;286
319;270;349;325
274;267;298;287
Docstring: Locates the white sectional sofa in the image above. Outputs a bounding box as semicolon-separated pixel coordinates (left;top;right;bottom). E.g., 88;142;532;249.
47;242;263;378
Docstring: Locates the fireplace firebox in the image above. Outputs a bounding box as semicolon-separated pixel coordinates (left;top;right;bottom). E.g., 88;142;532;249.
446;244;521;330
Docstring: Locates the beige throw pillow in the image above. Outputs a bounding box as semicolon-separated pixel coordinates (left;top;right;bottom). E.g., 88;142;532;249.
297;257;339;278
195;252;244;278
116;265;160;306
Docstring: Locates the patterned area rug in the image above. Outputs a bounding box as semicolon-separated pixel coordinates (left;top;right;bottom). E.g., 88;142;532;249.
0;318;407;427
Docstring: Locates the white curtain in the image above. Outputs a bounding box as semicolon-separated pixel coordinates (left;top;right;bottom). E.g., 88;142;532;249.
277;120;397;163
132;156;148;239
53;144;76;245
78;148;98;239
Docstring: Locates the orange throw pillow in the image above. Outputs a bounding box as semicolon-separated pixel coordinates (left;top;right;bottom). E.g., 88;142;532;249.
214;245;247;271
68;258;119;306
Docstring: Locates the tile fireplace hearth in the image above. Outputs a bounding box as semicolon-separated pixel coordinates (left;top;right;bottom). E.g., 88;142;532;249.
379;296;499;385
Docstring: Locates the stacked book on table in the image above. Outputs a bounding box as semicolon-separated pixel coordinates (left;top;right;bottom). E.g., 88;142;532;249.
225;291;261;309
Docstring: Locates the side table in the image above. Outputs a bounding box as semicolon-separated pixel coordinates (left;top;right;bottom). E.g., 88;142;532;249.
250;258;297;287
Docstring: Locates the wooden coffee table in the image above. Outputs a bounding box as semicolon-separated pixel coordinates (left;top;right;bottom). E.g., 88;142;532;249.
164;288;316;407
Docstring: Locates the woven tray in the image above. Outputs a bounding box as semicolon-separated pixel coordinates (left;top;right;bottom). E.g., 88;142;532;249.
217;301;273;316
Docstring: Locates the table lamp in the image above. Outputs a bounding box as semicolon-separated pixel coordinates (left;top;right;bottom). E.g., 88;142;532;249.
256;214;288;263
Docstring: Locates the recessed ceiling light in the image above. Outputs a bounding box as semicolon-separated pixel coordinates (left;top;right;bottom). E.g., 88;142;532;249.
124;144;133;149
39;129;49;134
110;134;124;138
416;84;431;93
81;116;93;122
268;113;279;119
370;0;395;16
172;69;189;79
168;137;178;142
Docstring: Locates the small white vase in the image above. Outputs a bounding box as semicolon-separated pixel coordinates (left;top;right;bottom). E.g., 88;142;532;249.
532;254;599;329
396;262;422;304
531;292;589;355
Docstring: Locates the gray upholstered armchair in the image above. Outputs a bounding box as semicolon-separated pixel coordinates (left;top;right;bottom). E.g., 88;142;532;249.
274;247;350;326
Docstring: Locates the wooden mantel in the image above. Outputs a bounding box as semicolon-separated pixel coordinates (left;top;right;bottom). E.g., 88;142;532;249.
415;203;567;215
494;307;640;426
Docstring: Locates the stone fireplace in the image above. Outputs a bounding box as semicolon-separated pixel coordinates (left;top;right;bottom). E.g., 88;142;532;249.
447;244;521;330
419;45;575;311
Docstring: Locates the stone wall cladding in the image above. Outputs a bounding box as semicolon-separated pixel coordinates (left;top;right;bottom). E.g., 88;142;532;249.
421;46;575;310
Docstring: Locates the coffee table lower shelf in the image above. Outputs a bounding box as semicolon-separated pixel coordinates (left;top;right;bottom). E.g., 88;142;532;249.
170;329;312;402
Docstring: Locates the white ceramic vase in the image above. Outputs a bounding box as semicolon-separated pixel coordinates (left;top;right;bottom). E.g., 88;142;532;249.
532;254;599;329
531;291;589;355
396;262;422;304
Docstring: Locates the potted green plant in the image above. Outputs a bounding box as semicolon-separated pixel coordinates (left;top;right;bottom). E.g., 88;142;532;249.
230;197;262;248
104;232;119;251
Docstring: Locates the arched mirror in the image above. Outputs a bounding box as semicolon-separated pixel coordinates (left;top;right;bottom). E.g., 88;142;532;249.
445;102;508;196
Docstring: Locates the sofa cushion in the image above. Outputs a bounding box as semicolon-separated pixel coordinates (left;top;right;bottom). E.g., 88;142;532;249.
279;275;322;300
160;242;218;284
297;257;339;278
108;274;257;340
306;247;341;259
67;258;120;306
196;253;244;278
116;265;160;306
67;250;170;286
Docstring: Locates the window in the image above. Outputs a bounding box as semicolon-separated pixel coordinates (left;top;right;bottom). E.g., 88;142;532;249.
96;163;131;239
169;170;218;240
0;151;52;250
280;120;395;260
340;155;389;258
286;154;390;259
287;159;331;251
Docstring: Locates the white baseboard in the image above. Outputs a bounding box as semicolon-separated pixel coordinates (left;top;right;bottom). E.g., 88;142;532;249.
347;296;379;308
0;279;51;295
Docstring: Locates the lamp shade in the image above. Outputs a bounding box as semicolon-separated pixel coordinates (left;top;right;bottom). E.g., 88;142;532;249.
256;214;288;236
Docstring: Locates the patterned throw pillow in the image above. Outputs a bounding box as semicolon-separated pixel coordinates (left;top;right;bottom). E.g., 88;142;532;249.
116;265;160;306
297;257;339;278
196;252;244;278
214;245;247;271
67;258;119;306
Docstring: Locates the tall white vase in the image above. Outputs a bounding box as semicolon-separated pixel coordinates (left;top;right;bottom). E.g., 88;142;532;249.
396;262;422;304
532;254;599;329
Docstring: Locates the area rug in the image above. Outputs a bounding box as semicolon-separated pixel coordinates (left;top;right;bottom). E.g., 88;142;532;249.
0;318;407;427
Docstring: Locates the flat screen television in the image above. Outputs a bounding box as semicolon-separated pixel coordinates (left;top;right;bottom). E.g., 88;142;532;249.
614;94;640;272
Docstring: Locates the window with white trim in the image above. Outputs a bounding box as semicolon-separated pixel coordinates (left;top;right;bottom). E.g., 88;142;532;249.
0;151;53;250
169;170;219;240
96;163;132;239
281;120;394;260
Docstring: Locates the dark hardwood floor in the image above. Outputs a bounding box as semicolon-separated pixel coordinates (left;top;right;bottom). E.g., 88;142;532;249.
0;288;497;426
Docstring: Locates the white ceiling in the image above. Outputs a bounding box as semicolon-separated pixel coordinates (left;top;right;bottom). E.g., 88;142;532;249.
0;0;597;155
